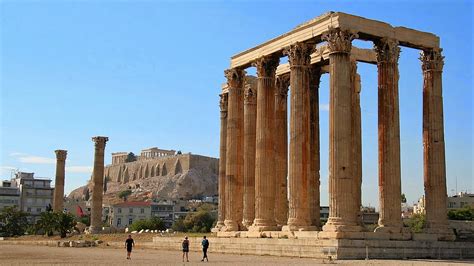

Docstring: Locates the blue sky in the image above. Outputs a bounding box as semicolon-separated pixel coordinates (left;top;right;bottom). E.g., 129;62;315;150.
1;0;472;208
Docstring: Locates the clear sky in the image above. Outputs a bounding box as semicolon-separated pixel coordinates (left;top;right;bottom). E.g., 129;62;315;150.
1;0;472;209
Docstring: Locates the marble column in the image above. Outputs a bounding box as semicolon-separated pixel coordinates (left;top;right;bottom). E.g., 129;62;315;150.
350;62;363;225
242;77;257;229
309;66;322;229
223;68;246;231
420;49;454;240
374;38;403;233
215;93;228;230
249;54;279;232
274;73;290;227
283;42;316;231
53;149;67;212
322;28;361;232
90;136;108;234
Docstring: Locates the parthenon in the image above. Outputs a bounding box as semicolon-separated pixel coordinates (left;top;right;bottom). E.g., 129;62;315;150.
216;11;454;241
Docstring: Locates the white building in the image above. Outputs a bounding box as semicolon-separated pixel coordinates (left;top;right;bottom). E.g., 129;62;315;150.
0;180;20;210
13;172;53;223
107;201;152;228
447;192;474;209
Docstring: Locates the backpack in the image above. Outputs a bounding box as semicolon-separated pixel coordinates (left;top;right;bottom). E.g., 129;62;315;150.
203;239;209;248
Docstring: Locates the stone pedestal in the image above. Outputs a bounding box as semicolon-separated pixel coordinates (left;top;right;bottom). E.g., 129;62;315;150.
223;68;245;231
242;78;257;229
90;136;108;234
283;42;316;232
374;38;403;233
215;93;228;230
53;150;67;212
322;28;361;232
249;55;279;232
274;74;290;227
309;66;321;229
420;49;455;240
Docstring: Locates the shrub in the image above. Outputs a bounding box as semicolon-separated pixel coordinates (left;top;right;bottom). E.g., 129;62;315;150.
448;206;473;221
0;206;29;237
129;216;166;232
36;211;76;238
405;213;426;233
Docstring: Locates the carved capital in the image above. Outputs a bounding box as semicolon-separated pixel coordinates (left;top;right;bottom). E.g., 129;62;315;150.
284;42;314;67
252;54;279;78
219;93;228;112
55;150;67;161
244;86;257;105
275;74;290;98
374;38;400;64
420;48;444;72
322;27;357;54
224;68;246;88
92;136;108;150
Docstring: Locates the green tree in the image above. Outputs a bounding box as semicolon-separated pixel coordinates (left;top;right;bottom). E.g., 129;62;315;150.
405;213;426;233
56;212;76;238
36;211;57;236
129;216;166;232
125;152;137;163
448;206;473;221
0;206;29;237
171;217;187;232
183;210;216;233
401;193;407;203
118;190;132;201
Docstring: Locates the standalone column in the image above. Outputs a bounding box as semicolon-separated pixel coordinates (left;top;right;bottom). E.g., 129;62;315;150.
350;62;363;225
53;149;67;212
249;55;279;231
309;66;322;229
322;28;361;232
374;38;403;233
283;42;316;231
274;74;290;227
242;78;257;229
420;49;454;240
90;136;108;234
223;68;245;231
215;93;228;230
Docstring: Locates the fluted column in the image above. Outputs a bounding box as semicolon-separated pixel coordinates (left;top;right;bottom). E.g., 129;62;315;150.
309;66;322;229
350;62;363;225
53;150;67;212
374;38;403;233
274;74;290;227
223;68;245;231
322;28;361;232
420;49;454;240
248;54;279;232
283;42;316;231
215;93;228;230
90;136;108;234
242;77;257;229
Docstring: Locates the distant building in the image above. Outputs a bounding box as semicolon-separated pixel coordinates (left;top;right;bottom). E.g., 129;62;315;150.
107;201;152;229
447;192;474;209
320;206;329;222
0;180;21;210
151;200;175;227
413;195;426;215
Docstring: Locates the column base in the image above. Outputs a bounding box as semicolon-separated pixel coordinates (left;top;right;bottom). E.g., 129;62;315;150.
424;226;456;241
247;225;279;232
223;220;239;232
374;225;404;234
323;218;362;232
241;219;253;231
211;222;225;233
282;224;317;232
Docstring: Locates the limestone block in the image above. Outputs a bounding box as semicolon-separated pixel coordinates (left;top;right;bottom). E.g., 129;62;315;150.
131;231;137;234
412;233;439;241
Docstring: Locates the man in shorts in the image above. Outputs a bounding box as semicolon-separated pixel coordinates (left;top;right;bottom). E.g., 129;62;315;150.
125;234;135;260
182;236;190;262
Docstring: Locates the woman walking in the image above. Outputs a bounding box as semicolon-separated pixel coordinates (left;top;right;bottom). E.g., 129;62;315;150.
182;236;190;262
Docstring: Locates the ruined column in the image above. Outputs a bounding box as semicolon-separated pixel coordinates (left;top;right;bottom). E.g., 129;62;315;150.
322;28;361;232
223;68;245;231
249;55;279;232
215;93;228;230
283;42;316;231
374;38;403;233
242;77;257;229
274;74;290;228
350;62;363;225
420;49;454;240
53;149;67;212
309;66;322;229
90;136;108;234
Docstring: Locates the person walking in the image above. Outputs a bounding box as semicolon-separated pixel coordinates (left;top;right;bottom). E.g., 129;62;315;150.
201;236;209;262
125;235;135;260
182;236;190;262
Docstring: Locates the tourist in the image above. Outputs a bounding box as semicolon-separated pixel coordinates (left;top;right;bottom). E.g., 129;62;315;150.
182;236;190;262
201;236;209;262
125;234;135;260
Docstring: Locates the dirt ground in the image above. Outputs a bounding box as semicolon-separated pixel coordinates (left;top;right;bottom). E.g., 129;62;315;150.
0;244;472;265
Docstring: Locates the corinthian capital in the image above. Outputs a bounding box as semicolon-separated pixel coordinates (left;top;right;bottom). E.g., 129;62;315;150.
92;136;109;149
275;74;290;98
284;42;314;67
374;38;400;64
224;68;246;88
420;48;444;72
322;27;357;54
252;54;279;78
55;150;67;161
219;93;228;112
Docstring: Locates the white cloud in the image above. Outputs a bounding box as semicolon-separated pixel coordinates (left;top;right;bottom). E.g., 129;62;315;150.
9;152;27;157
18;156;56;164
320;103;329;111
66;166;93;174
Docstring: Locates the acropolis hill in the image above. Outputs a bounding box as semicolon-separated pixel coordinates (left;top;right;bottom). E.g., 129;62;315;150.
69;147;218;202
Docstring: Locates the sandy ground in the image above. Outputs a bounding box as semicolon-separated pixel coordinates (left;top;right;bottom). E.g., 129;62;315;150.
0;244;473;265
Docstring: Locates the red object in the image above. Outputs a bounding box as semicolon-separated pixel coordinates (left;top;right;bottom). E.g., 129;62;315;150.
76;205;84;217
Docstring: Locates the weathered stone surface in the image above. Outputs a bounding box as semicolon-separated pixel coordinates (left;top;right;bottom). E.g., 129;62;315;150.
53;150;67;212
90;136;108;234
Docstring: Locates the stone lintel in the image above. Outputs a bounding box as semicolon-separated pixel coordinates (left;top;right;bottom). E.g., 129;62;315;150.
230;11;439;69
